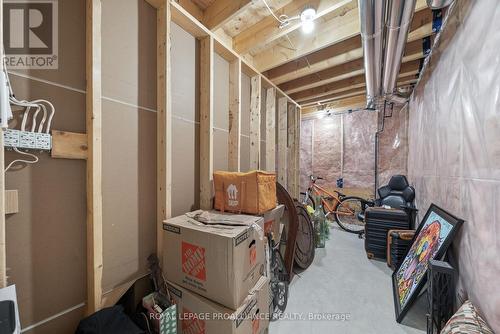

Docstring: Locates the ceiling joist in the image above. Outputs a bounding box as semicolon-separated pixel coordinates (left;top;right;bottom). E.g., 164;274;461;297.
233;0;355;55
203;0;253;31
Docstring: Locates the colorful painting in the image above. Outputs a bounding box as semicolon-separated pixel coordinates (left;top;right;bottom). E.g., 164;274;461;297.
392;204;463;323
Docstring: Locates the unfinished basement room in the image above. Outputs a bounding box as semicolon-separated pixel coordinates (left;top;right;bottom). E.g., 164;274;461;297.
0;0;498;333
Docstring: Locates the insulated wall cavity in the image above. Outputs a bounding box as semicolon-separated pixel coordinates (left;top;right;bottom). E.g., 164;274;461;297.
408;0;500;331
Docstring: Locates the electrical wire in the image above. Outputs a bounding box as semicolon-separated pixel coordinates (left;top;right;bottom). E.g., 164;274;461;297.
5;147;39;172
261;0;288;24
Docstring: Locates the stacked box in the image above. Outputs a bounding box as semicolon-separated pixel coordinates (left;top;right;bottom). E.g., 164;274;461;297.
167;276;270;334
162;210;271;334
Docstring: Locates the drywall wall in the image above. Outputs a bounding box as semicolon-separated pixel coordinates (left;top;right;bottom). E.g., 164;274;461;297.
4;1;87;332
171;22;200;217
101;0;157;295
408;0;500;331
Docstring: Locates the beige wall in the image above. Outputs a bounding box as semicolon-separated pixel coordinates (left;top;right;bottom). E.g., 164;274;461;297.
5;1;87;333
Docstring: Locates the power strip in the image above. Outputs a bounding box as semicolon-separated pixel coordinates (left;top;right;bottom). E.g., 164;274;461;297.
3;129;52;151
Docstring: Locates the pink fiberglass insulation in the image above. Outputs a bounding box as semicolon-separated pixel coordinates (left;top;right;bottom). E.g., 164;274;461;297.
343;110;378;190
378;104;409;187
408;0;500;331
300;120;314;191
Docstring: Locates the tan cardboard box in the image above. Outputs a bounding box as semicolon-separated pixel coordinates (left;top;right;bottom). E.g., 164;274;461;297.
167;276;271;334
261;205;284;242
163;210;265;309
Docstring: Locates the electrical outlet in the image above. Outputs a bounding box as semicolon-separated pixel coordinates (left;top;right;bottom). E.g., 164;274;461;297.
19;131;37;149
4;129;20;147
4;129;52;151
35;133;52;150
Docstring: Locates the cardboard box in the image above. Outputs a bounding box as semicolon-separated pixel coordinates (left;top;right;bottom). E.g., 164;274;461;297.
167;276;270;334
261;205;284;242
163;210;265;309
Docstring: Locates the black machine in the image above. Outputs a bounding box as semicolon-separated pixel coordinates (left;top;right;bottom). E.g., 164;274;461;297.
363;175;418;260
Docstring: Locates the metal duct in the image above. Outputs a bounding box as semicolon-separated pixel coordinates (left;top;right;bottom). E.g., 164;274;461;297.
358;0;386;109
426;0;454;9
382;0;417;96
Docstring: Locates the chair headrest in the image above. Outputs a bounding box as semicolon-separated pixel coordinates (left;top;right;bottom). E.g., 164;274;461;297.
388;175;410;191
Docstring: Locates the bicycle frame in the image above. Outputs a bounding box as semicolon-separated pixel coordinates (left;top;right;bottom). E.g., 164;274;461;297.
302;182;355;217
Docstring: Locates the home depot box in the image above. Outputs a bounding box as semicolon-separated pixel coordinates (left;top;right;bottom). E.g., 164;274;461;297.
167;276;270;334
261;205;285;242
163;210;265;309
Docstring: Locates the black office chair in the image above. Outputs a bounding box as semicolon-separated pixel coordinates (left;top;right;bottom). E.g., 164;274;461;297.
363;175;418;260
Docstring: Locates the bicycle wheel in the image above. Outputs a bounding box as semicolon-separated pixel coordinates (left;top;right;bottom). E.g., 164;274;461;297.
334;196;365;234
293;203;315;270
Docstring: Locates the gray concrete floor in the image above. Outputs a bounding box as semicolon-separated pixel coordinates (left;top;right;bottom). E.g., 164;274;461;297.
270;226;427;334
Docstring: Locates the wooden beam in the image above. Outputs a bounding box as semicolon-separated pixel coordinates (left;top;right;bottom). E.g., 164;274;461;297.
199;36;214;209
280;58;364;94
249;75;262;170
299;73;419;106
203;0;252;31
264;6;432;84
287;104;297;196
228;59;241;172
157;2;172;257
294;107;300;197
253;4;360;71
169;0;300;108
302;94;366;114
51;131;89;160
234;0;355;55
291;60;421;102
86;0;103;315
265;87;276;172
0;0;6;289
277;98;288;187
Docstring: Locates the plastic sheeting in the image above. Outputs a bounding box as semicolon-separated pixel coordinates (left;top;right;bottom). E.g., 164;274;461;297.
408;0;500;331
378;104;409;187
300;110;391;194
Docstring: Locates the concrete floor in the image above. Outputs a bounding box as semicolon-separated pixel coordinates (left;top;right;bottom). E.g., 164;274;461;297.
270;226;427;334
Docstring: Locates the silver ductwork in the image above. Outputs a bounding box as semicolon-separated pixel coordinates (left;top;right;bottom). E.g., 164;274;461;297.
426;0;454;9
382;0;417;96
358;0;385;109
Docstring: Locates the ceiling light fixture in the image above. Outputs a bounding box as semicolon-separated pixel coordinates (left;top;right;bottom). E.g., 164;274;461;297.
300;7;317;33
261;0;317;33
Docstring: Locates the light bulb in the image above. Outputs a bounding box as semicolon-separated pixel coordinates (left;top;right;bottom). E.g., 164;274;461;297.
302;20;315;33
300;7;316;22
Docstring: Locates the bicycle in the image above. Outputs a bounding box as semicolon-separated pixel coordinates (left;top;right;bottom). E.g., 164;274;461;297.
266;232;289;321
300;175;371;235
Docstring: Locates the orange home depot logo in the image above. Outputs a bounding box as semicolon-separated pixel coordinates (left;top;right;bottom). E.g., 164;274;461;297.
181;242;206;281
182;308;206;334
249;240;256;267
227;184;239;207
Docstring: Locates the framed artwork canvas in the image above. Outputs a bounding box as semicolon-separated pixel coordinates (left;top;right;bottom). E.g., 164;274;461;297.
392;203;464;323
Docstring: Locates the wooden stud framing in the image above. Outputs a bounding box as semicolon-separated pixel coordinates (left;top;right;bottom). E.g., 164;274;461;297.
277;97;288;188
294;107;301;197
249;75;261;170
228;59;242;172
86;0;103;314
265;88;276;172
157;1;172;258
203;0;253;31
287;104;297;197
51;131;89;160
169;0;299;108
199;36;214;209
0;0;6;289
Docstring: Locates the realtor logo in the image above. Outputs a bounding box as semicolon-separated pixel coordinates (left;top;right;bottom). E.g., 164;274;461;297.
3;0;58;69
227;184;239;207
181;242;206;281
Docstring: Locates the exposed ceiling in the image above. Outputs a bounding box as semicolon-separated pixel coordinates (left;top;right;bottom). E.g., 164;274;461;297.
177;0;437;114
